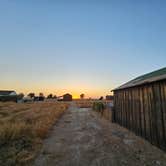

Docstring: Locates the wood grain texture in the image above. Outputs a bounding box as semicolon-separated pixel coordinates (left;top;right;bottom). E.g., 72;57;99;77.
113;80;166;151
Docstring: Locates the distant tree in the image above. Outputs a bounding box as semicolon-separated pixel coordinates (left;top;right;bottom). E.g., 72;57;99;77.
80;94;85;99
99;96;103;100
53;95;57;99
39;93;44;97
39;93;45;101
47;94;53;99
28;93;35;98
17;93;24;100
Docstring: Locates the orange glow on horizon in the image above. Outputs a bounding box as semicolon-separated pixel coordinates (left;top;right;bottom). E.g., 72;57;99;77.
72;94;80;99
1;82;114;99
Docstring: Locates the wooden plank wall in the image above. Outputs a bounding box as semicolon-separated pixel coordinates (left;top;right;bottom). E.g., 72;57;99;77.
114;80;166;151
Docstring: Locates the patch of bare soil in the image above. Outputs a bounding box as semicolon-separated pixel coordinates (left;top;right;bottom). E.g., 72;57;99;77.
34;103;166;166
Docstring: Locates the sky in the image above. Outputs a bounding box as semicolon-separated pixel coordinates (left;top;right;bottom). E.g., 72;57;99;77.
0;0;166;98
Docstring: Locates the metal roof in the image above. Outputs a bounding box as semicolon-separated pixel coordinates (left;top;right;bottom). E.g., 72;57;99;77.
113;67;166;91
0;90;15;95
63;93;72;96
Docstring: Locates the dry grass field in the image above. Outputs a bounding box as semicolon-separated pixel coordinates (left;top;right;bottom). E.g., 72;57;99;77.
75;99;94;108
0;101;69;166
75;99;113;108
75;99;111;108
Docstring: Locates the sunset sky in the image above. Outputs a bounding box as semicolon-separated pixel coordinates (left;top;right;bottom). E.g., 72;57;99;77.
0;1;166;98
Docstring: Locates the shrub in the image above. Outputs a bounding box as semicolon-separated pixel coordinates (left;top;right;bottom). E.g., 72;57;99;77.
92;102;105;112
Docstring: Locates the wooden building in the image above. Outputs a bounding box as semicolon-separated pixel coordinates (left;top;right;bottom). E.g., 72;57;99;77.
112;67;166;151
63;93;72;101
106;95;114;101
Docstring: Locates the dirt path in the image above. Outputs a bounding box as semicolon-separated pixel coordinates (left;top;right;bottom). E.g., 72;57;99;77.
34;103;166;166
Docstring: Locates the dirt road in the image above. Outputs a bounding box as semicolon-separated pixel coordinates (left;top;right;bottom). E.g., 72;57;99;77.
34;103;166;166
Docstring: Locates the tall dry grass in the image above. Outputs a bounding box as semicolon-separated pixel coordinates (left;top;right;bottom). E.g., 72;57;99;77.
0;101;69;165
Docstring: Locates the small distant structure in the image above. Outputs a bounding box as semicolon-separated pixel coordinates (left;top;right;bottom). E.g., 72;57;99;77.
0;90;17;102
63;93;72;101
23;96;34;103
33;96;44;101
106;95;114;101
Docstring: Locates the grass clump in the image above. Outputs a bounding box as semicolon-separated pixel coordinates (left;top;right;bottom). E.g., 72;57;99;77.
0;122;34;145
93;102;105;113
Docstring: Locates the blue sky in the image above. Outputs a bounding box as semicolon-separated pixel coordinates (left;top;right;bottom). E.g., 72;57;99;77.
0;1;166;98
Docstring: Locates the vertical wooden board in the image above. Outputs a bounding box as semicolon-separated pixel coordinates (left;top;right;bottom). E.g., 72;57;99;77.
152;84;160;146
159;82;166;149
138;87;142;136
121;91;124;125
146;86;153;143
134;88;138;133
140;87;145;138
116;93;119;123
161;82;166;148
123;91;126;126
123;91;126;127
121;91;125;126
142;87;146;138
137;88;141;135
116;92;119;123
143;86;147;139
155;83;165;147
117;92;120;123
115;92;118;123
124;90;127;128
113;91;117;122
126;90;129;129
136;88;141;135
117;91;120;124
126;90;130;129
124;90;128;127
131;89;134;130
128;89;131;130
118;92;121;124
132;88;137;134
113;92;115;122
130;89;134;131
120;91;123;125
132;89;136;133
144;86;151;140
132;89;137;133
144;86;149;140
126;90;129;128
119;92;121;124
119;91;122;125
150;85;158;145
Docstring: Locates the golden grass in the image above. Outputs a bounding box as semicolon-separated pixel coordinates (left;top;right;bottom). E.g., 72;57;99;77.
75;99;109;108
0;101;69;165
75;99;96;108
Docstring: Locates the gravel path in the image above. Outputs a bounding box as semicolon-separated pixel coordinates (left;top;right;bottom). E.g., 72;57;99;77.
34;102;166;166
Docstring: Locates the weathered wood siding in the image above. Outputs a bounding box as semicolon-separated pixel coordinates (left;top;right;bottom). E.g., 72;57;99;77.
114;80;166;151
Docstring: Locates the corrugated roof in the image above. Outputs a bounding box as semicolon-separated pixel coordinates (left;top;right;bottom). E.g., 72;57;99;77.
113;67;166;91
0;90;15;96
